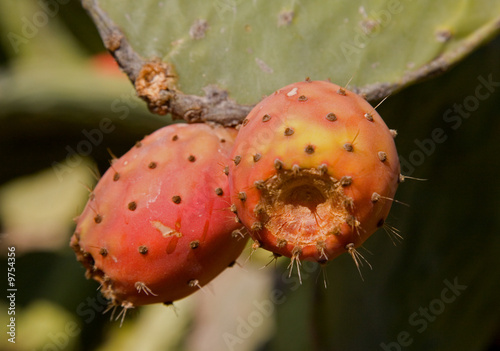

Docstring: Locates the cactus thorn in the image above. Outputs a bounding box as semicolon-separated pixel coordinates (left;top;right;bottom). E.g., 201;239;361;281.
346;243;372;281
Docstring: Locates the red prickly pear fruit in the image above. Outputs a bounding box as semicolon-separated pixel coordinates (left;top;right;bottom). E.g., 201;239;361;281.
228;80;400;264
70;123;248;308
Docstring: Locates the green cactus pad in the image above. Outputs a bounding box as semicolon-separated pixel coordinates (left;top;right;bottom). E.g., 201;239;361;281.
93;0;500;104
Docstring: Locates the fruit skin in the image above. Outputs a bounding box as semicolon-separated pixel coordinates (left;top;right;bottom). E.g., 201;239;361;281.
71;123;247;307
228;80;400;263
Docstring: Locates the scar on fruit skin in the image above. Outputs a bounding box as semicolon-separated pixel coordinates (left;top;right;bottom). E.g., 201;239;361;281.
151;220;182;238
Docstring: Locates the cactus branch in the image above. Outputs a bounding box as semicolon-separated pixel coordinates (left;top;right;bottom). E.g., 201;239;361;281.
81;0;253;126
82;0;500;123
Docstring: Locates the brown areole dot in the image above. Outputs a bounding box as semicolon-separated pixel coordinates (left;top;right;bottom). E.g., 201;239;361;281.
284;127;294;136
188;155;196;162
262;114;272;122
94;214;103;224
253;153;262;162
99;248;108;257
292;245;303;257
251;221;263;231
135;141;142;148
242;118;250;126
188;279;199;288
274;159;284;170
254;204;265;215
344;197;354;209
238;192;247;201
190;240;200;249
371;192;381;202
254;180;265;190
231;228;244;238
330;227;341;236
337;87;347;96
340;176;353;186
251;240;261;250
234;155;242;165
172;135;178;141
82;252;94;266
148;162;157;169
316;240;326;257
364;112;374;121
215;187;223;196
346;215;357;227
113;172;120;181
317;164;328;175
316;240;326;250
305;144;315;154
345;243;355;251
172;195;182;204
220;138;226;143
230;204;238;213
377;218;385;227
138;245;148;254
223;166;229;175
378;151;387;162
344;143;353;152
128;201;137;211
298;95;308;102
318;258;328;265
276;238;287;248
326;113;337;121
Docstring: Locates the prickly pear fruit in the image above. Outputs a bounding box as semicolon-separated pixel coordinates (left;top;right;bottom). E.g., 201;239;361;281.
71;123;248;308
228;80;399;265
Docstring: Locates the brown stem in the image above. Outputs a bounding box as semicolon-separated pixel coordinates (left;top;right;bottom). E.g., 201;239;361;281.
82;0;144;81
81;0;253;127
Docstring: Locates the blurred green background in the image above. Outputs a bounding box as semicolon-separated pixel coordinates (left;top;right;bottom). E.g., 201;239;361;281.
1;1;499;350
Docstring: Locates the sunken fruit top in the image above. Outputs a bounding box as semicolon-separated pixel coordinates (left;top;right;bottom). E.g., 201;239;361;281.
228;80;400;263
